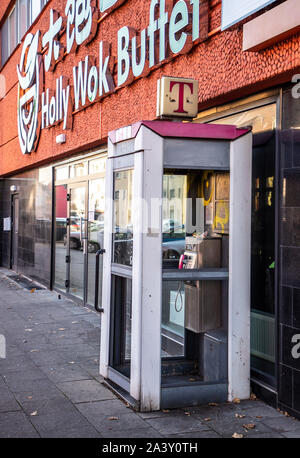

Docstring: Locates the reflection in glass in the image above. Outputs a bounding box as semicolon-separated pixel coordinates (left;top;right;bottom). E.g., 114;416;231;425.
111;276;132;378
206;103;277;384
162;281;185;357
89;158;106;175
113;170;133;266
162;175;186;266
18;0;28;40
70;162;87;178
69;186;86;300
207;103;277;134
54;185;68;290
55;167;68;181
162;171;230;267
9;8;17;52
161;169;229;386
87;179;105;306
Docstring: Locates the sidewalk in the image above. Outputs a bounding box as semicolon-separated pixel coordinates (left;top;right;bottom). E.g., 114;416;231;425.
0;267;299;439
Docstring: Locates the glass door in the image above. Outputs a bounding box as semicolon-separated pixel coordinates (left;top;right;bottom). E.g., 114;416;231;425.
68;183;88;302
162;169;229;387
87;178;105;306
11;194;19;272
54;185;68;290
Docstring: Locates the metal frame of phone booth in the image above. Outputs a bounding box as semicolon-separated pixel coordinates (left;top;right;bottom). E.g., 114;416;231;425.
100;121;252;412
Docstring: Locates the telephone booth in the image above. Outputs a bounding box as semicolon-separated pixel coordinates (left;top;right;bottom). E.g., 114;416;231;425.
100;121;252;411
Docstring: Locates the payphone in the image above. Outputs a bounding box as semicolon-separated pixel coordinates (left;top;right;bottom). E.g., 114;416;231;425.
100;121;252;411
180;234;222;334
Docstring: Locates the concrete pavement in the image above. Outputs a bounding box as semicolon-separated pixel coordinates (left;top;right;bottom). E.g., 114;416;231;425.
0;267;299;438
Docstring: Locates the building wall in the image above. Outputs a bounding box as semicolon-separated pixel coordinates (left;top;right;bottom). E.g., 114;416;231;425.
1;0;300;177
0;167;52;285
278;86;300;415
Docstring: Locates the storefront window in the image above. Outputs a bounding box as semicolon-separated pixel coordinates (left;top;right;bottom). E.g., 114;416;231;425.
70;162;88;178
208;103;276;134
55;167;68;181
198;102;277;386
53;153;106;307
89;158;106;175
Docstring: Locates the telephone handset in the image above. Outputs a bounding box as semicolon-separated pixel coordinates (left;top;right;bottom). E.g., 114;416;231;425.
178;254;186;270
175;232;208;312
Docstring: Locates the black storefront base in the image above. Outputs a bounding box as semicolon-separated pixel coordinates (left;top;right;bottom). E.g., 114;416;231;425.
251;377;277;409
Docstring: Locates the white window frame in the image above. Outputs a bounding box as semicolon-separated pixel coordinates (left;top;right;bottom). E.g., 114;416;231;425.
8;6;17;57
1;0;48;67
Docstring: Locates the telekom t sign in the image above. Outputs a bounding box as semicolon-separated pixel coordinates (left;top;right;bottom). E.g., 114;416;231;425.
170;80;194;114
157;76;199;118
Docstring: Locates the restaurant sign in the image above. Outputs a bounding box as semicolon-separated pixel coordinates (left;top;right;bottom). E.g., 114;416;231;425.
17;0;208;155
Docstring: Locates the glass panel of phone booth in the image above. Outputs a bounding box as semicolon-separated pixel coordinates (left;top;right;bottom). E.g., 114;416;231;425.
110;170;133;379
113;170;133;267
162;169;229;385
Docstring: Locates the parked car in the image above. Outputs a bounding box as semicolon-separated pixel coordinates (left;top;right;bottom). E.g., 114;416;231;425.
63;220;104;253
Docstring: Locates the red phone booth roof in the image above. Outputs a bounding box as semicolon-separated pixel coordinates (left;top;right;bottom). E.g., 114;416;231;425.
108;120;251;144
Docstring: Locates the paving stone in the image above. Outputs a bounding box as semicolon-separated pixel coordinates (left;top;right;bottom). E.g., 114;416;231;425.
144;414;207;435
0;411;39;438
24;401;101;438
137;410;178;420
87;412;149;435
40;363;92;383
77;399;135;416
189;403;237;419
239;402;283;419
0;385;21;412
240;421;282;438
77;356;100;377
76;400;145;433
169;430;221;438
2;368;49;389
56;379;116;403
28;350;72;366
0;354;39;373
2;371;53;393
193;411;259;438
281;431;300;438
12;380;65;401
102;428;163;438
261;416;300;433
61;344;99;359
243;431;285;438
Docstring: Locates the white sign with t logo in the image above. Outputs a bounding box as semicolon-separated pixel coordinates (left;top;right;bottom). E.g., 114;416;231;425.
156;76;199;119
